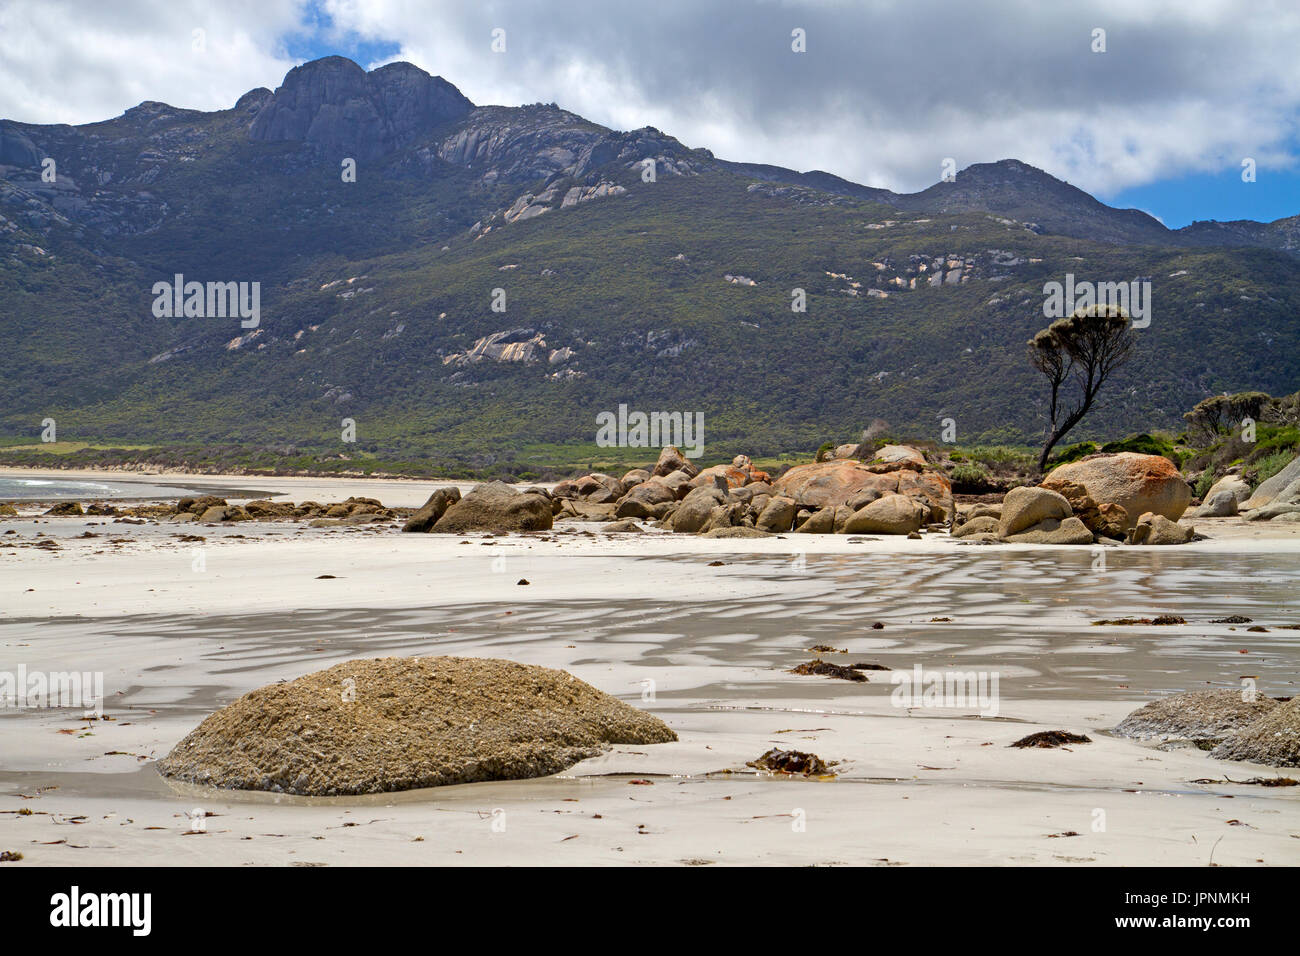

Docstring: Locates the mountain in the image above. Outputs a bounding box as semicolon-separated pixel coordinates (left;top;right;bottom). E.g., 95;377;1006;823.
1;56;1297;469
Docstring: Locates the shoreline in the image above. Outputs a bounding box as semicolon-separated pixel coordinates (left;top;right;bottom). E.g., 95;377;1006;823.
3;464;1298;866
2;529;1296;866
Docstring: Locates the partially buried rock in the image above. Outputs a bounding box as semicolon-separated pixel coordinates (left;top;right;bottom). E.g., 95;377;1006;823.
601;518;643;533
794;506;836;534
1114;689;1280;744
1210;697;1300;767
157;656;677;795
700;526;772;538
755;495;798;533
43;501;84;516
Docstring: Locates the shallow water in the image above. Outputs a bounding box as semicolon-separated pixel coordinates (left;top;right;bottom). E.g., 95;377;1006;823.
5;549;1296;720
0;476;200;502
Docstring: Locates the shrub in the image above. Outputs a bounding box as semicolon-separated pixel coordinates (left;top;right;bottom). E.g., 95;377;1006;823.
949;461;993;493
1252;450;1296;487
1193;469;1217;499
1052;441;1098;465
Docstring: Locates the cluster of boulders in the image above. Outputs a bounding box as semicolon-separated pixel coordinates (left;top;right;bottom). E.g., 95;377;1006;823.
543;443;953;537
167;495;395;526
955;451;1196;545
1196;452;1300;523
1115;689;1299;768
13;449;1292;548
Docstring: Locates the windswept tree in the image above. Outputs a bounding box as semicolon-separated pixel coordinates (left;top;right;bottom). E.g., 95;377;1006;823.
1029;306;1137;472
1183;391;1270;444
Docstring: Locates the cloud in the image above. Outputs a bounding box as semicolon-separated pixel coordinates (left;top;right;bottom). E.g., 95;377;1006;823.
0;0;305;124
2;0;1298;199
328;0;1300;196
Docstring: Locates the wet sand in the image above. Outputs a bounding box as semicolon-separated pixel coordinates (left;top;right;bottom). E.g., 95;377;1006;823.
1;482;1299;866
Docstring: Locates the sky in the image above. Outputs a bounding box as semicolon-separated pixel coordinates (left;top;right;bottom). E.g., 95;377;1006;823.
1;0;1297;228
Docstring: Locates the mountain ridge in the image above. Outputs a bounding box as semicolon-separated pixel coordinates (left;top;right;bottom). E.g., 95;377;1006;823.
3;56;1294;253
0;56;1296;463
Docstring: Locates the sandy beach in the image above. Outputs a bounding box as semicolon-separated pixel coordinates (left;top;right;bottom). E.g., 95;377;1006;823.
1;469;1297;866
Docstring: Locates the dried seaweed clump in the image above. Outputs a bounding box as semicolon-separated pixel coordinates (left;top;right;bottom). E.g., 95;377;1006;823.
1010;730;1092;749
790;660;868;682
747;748;835;776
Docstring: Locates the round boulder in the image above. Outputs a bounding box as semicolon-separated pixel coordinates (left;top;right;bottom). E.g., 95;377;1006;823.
998;486;1072;537
1042;453;1190;529
842;493;926;534
157;656;677;795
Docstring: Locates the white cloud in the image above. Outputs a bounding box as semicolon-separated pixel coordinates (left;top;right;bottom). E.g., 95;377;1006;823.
0;0;305;123
2;0;1298;200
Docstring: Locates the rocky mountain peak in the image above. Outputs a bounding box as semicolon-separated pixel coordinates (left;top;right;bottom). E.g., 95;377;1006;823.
248;55;474;160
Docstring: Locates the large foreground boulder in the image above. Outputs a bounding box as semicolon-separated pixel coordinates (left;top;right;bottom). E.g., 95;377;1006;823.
1114;689;1279;743
157;657;676;795
431;482;553;533
1210;697;1300;767
1042;453;1190;530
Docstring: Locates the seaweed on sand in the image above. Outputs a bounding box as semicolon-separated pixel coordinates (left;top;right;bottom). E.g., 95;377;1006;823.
747;748;835;776
790;660;868;682
1091;615;1185;626
1010;730;1092;748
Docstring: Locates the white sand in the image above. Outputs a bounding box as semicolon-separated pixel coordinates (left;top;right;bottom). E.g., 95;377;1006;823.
1;470;1298;866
